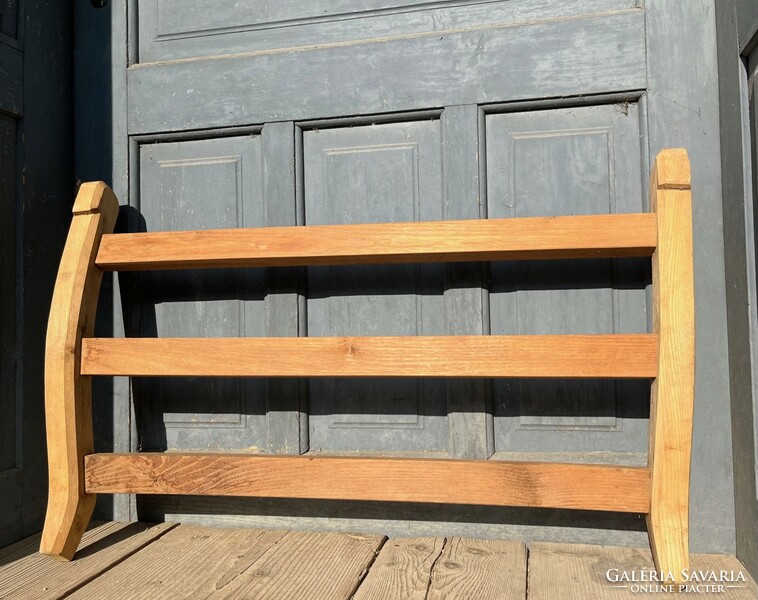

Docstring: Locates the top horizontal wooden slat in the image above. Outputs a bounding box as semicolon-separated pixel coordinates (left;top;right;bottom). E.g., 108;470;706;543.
95;213;657;271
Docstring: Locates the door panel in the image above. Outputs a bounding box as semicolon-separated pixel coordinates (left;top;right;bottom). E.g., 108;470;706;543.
136;0;636;63
486;103;649;460
0;115;15;473
0;110;20;548
0;0;17;39
128;8;645;133
0;9;21;545
135;136;268;451
303;120;448;453
1;0;72;547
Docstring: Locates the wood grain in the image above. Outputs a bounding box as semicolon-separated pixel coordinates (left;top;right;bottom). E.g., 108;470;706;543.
64;525;289;600
528;542;757;599
204;530;385;600
80;334;659;379
0;522;175;600
95;213;657;271
427;538;527;600
84;453;652;513
353;538;444;600
647;149;695;583
40;182;119;560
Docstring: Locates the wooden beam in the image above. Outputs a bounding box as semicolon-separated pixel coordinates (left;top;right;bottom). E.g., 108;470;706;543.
40;182;120;560
94;213;657;271
84;453;652;513
646;148;695;583
80;334;658;379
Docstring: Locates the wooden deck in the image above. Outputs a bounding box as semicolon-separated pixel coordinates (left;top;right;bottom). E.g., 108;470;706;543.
0;522;755;599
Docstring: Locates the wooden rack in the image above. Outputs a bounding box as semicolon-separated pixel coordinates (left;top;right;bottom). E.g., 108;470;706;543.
39;149;695;583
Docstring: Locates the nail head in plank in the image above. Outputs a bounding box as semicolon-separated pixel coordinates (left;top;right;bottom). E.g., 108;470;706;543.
84;453;652;513
80;334;659;379
353;537;445;600
94;213;657;271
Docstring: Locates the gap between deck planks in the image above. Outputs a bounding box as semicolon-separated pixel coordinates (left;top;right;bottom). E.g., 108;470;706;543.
1;523;755;599
0;521;176;600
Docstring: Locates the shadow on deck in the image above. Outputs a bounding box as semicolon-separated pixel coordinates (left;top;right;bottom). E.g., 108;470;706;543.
0;522;754;599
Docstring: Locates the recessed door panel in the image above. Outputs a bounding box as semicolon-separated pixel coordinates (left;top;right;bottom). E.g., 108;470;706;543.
136;136;268;451
486;103;649;459
303;121;448;453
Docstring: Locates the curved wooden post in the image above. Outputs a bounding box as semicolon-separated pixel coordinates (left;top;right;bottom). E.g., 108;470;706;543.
40;182;119;560
647;149;695;583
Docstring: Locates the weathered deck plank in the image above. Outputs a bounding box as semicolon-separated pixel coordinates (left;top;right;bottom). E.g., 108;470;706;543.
427;538;527;600
2;524;756;599
353;537;445;600
204;529;385;600
66;525;384;600
65;525;289;599
528;542;758;599
0;521;175;600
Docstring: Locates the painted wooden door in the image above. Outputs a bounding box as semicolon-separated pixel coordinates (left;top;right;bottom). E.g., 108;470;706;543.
84;0;735;551
0;1;73;546
128;0;649;463
0;2;21;543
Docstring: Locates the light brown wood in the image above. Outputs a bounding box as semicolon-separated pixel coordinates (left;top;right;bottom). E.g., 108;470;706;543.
42;151;696;566
0;521;175;600
84;453;652;513
353;538;445;600
66;526;384;600
646;148;695;583
528;542;654;600
39;182;119;560
654;147;692;190
80;334;659;379
427;538;527;600
204;530;385;600
94;213;657;271
528;542;757;599
64;526;291;600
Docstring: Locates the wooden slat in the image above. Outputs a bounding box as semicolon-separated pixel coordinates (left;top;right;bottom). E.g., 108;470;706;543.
427;538;527;600
353;538;445;600
94;213;657;271
0;521;175;600
84;453;652;513
646;148;695;583
80;334;658;379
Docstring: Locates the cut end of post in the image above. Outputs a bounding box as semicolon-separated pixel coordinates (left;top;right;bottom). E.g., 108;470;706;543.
654;148;691;190
72;181;120;229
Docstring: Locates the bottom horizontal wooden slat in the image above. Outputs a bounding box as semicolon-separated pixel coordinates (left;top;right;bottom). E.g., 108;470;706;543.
84;453;651;514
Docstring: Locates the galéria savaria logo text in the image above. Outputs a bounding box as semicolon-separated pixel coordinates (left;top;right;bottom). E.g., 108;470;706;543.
606;568;747;594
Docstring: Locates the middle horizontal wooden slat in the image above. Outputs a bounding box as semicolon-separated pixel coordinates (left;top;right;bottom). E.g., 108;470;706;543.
84;452;652;513
94;213;657;271
80;334;658;378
